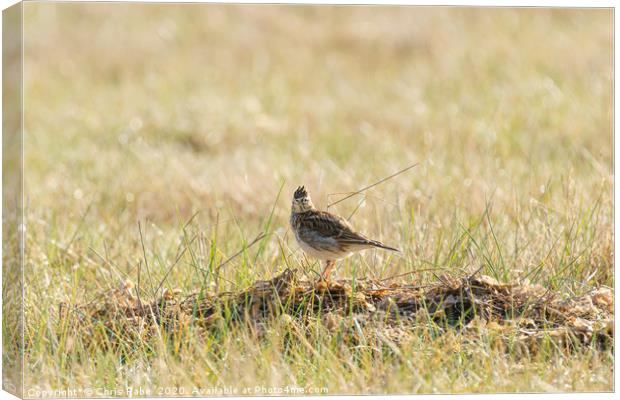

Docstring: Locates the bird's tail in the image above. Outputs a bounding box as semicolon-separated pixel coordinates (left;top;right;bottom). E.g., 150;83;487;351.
369;240;400;252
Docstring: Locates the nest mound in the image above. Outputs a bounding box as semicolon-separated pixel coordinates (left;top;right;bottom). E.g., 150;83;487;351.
61;269;613;354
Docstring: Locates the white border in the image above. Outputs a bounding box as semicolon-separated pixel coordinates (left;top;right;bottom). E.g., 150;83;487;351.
0;2;615;400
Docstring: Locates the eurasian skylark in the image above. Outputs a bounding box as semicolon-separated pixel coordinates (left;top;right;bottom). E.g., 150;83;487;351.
290;186;399;280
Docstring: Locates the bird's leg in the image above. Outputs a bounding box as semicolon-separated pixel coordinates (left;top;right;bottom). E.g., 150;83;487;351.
320;260;336;281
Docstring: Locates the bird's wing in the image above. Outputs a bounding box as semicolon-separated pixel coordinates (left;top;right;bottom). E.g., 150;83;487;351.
301;211;371;245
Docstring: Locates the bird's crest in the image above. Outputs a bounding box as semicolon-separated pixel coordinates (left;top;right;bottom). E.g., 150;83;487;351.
294;186;308;200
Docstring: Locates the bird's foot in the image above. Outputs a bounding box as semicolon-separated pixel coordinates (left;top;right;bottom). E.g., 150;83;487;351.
314;277;331;291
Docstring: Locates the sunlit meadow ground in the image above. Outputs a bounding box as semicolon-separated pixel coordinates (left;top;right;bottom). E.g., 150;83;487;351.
13;4;614;394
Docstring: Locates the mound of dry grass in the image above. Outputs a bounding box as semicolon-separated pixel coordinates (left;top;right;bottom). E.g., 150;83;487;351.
61;269;613;358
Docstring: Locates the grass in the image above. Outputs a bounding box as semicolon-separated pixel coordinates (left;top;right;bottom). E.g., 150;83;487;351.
4;3;614;395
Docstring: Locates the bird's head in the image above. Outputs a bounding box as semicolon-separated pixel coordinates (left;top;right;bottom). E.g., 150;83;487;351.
291;186;315;213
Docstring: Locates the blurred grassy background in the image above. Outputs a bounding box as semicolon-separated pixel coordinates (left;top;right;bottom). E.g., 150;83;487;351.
20;4;612;393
